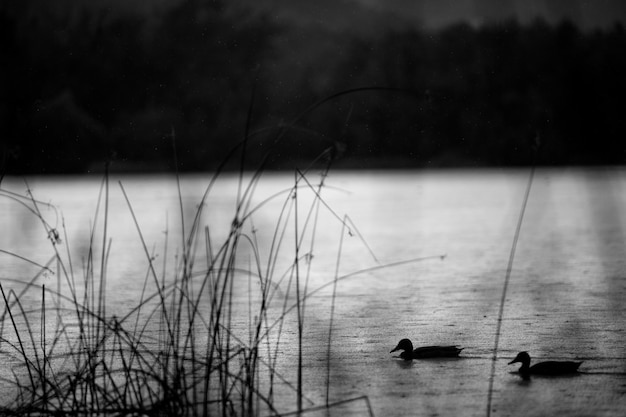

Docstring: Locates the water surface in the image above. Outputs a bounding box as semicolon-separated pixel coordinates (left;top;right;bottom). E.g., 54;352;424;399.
1;168;625;416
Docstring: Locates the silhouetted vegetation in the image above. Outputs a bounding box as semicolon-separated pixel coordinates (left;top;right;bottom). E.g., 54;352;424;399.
2;1;626;174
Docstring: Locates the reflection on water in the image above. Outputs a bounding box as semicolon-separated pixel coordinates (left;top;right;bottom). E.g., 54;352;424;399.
1;168;626;416
393;359;415;370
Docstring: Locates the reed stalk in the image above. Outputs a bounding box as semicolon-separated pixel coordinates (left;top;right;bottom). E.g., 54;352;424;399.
485;138;539;417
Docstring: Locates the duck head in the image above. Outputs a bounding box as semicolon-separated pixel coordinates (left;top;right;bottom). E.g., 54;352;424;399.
390;338;413;354
508;351;531;368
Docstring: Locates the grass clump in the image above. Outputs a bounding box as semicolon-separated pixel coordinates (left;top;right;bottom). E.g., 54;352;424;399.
0;89;436;416
0;169;364;416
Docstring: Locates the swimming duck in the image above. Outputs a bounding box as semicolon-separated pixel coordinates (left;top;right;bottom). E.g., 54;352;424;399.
390;338;463;360
508;351;582;375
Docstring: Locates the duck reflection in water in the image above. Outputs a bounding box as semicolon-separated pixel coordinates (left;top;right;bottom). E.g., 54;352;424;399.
390;338;463;360
508;351;582;379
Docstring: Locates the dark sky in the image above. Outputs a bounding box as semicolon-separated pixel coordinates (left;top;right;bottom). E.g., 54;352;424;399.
72;0;626;30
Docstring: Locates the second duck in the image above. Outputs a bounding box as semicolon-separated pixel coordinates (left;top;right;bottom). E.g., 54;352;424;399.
508;351;582;375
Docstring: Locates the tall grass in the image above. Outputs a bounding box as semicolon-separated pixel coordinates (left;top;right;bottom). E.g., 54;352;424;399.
485;135;540;417
0;88;434;416
0;158;355;417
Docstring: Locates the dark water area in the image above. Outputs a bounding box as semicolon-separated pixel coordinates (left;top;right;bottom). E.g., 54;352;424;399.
1;168;625;415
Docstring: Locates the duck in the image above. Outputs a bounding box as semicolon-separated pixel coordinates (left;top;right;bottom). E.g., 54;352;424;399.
508;351;582;375
390;338;463;360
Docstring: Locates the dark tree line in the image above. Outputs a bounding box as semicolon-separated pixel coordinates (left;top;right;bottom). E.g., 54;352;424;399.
322;19;626;167
2;1;626;174
1;0;278;174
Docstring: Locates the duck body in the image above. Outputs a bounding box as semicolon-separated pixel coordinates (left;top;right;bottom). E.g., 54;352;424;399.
390;338;463;360
509;351;582;375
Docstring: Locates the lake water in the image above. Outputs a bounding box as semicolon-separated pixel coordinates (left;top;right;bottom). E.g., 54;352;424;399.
1;168;625;416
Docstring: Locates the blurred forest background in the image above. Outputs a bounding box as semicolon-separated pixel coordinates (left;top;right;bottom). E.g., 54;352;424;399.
2;0;626;174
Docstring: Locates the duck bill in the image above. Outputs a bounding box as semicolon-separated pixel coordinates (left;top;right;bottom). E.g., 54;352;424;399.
508;359;519;365
390;347;399;353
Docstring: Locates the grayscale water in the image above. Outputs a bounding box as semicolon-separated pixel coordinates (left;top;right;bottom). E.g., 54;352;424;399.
1;168;626;416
